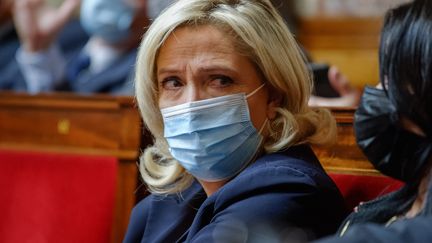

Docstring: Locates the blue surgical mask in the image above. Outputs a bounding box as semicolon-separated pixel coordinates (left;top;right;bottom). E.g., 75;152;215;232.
80;0;135;43
161;84;267;182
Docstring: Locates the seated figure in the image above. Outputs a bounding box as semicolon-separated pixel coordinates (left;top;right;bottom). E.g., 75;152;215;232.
7;0;147;94
124;0;348;242
316;0;432;242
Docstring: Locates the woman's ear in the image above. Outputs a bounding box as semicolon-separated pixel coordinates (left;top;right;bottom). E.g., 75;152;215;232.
267;92;282;120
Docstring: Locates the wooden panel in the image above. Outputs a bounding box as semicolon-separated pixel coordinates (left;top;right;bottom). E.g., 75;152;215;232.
312;107;378;175
310;49;379;87
112;162;139;243
0;92;141;159
0;91;144;243
298;17;383;49
298;17;383;87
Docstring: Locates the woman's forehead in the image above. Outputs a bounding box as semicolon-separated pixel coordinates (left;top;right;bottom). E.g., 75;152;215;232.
162;25;235;49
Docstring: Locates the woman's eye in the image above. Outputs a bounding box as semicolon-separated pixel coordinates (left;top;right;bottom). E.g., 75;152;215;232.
209;76;234;87
161;78;183;90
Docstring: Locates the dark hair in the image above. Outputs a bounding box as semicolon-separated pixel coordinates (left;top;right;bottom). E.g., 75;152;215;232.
379;0;432;136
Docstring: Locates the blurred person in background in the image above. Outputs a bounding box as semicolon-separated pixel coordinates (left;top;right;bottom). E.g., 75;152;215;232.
0;0;26;90
0;0;89;91
308;65;361;108
3;0;360;106
0;0;16;68
8;0;148;94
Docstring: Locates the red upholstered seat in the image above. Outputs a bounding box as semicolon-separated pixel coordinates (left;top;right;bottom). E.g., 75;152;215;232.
0;149;117;243
330;173;404;211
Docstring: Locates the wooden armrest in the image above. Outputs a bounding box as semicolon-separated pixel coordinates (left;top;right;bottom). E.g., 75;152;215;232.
312;107;378;175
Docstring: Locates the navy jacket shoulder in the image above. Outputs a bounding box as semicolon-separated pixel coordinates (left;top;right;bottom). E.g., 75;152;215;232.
124;145;347;243
124;180;206;243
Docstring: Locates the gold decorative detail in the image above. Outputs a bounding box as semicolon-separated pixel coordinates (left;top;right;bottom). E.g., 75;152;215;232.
57;119;70;135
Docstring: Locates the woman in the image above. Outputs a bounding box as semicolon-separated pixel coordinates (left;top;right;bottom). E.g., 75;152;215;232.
124;0;346;242
316;0;432;242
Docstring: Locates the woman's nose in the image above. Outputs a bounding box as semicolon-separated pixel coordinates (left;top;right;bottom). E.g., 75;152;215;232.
184;85;205;103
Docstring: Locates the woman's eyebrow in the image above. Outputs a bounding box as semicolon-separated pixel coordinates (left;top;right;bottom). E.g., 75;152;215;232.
196;66;237;74
158;65;238;76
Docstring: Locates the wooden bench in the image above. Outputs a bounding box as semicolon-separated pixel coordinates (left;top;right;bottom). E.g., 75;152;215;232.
0;91;146;243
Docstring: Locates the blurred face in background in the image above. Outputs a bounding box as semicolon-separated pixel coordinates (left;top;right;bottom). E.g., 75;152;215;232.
80;0;148;45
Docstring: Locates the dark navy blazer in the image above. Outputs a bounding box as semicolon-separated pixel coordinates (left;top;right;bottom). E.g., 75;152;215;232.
124;145;347;243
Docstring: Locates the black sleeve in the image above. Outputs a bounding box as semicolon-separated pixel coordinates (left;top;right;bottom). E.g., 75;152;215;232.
314;216;432;243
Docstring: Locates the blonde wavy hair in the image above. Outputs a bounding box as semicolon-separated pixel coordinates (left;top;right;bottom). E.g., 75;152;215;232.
135;0;337;194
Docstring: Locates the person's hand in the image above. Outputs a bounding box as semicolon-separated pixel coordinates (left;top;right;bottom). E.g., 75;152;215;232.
12;0;81;52
309;66;361;107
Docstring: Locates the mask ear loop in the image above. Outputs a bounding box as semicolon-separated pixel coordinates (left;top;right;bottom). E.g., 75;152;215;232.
247;83;268;136
258;119;268;135
250;118;268;162
246;83;266;99
247;83;268;156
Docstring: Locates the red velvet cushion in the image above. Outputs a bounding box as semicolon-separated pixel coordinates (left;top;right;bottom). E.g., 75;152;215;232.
0;150;117;243
330;173;404;211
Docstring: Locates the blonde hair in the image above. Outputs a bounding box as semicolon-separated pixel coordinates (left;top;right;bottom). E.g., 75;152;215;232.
135;0;336;194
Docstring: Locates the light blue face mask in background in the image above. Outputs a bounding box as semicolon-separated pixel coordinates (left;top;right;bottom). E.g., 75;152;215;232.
161;84;267;181
80;0;135;44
